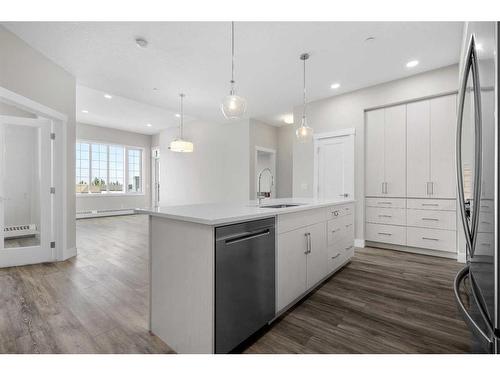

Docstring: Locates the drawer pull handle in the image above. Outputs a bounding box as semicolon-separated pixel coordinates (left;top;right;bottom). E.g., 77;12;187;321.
378;214;392;218
345;245;354;251
422;218;439;221
480;243;491;247
377;202;392;205
331;253;341;259
378;232;392;236
422;203;439;207
345;224;353;228
422;237;439;241
331;229;339;233
481;221;491;225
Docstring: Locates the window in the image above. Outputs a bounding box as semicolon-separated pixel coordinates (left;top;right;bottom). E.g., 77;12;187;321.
108;145;124;193
76;143;90;193
127;149;142;193
75;142;143;194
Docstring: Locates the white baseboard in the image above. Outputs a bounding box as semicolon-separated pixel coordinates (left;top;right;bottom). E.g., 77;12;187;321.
62;246;77;261
354;238;365;248
76;208;135;219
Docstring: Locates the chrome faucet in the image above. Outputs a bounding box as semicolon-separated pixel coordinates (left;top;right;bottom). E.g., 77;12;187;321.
257;168;274;206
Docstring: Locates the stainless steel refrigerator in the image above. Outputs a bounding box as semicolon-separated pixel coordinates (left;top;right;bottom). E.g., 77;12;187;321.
454;21;499;354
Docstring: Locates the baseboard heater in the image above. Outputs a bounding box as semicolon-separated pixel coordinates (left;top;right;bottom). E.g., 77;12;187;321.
4;224;39;239
76;208;136;219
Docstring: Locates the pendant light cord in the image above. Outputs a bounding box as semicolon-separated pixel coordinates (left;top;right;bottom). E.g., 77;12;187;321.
230;21;235;94
302;54;307;123
179;93;185;139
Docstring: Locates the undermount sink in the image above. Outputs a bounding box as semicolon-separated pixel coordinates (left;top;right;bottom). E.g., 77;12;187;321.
260;204;303;209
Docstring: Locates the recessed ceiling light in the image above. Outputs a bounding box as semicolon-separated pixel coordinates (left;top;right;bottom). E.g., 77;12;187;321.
406;60;419;68
81;110;89;113
135;38;148;48
175;113;181;118
146;123;152;127
330;83;341;89
104;94;113;99
283;114;294;125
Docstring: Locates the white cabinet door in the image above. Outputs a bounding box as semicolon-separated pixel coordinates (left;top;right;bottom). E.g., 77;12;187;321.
277;229;308;312
407;100;430;198
306;222;328;289
365;109;385;196
430;95;456;199
384;105;406;197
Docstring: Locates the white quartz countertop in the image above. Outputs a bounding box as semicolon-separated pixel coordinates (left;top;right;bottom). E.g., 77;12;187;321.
136;197;354;226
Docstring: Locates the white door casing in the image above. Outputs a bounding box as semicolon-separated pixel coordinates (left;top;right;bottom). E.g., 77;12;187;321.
0;116;53;267
314;129;355;200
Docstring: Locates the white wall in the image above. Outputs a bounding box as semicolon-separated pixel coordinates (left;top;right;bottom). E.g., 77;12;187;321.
282;64;460;241
0;25;76;253
249;119;279;199
158;119;250;205
76;122;152;212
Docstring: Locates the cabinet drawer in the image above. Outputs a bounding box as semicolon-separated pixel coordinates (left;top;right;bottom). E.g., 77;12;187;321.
407;198;456;211
479;199;494;213
328;246;343;271
278;208;325;234
365;197;405;209
326;203;354;220
365;206;406;226
407;209;456;230
406;227;456;253
327;216;354;246
478;211;494;233
475;232;494;256
365;223;406;245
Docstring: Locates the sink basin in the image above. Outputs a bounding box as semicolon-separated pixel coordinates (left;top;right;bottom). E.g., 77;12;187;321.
260;204;303;209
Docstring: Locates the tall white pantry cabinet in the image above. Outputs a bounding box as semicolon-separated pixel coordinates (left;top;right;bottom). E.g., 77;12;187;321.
364;94;458;257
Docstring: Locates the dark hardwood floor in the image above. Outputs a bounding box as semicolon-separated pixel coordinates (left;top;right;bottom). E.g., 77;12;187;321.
0;214;470;354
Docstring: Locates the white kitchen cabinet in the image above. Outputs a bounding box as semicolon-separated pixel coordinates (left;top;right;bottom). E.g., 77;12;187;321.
305;222;328;289
430;95;456;198
365;109;385;196
384;105;406;197
407;95;457;199
276;227;308;311
365;105;406;197
277;203;354;313
407;100;430;198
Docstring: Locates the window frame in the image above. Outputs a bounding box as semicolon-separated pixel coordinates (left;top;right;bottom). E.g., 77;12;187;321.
76;139;145;197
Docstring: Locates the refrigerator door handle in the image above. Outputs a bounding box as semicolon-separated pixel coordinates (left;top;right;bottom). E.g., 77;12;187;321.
456;33;483;257
453;265;492;344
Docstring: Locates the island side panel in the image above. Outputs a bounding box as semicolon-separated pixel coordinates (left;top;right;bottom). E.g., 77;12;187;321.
150;216;215;353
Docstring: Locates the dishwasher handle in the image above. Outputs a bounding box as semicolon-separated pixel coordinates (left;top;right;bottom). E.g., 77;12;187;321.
224;228;271;245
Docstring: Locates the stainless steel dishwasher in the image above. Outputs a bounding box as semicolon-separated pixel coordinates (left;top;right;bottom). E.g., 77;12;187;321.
215;217;275;353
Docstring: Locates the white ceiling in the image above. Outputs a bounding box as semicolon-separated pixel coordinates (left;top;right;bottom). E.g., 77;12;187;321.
76;85;192;135
3;22;463;131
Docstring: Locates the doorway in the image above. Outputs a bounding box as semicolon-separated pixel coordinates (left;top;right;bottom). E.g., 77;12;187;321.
254;147;276;199
152;147;160;207
0;115;54;267
314;129;355;200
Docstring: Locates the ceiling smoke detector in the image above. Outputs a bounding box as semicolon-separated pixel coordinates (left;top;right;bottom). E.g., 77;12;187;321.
135;38;148;48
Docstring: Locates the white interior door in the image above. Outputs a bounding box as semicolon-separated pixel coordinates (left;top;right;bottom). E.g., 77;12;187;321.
316;133;354;200
0;116;53;267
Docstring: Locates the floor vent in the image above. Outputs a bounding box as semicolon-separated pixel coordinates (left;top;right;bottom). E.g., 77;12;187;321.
76;208;136;219
4;224;39;238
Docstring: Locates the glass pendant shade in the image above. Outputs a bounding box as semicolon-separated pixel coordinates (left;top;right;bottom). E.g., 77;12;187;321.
221;93;247;119
296;117;314;143
169;138;194;153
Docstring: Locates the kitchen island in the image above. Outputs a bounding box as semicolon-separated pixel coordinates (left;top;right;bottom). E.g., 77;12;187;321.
138;198;355;353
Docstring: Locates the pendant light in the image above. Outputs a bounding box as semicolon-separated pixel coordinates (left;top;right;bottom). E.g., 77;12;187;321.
169;93;194;153
296;53;314;143
221;21;247;119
